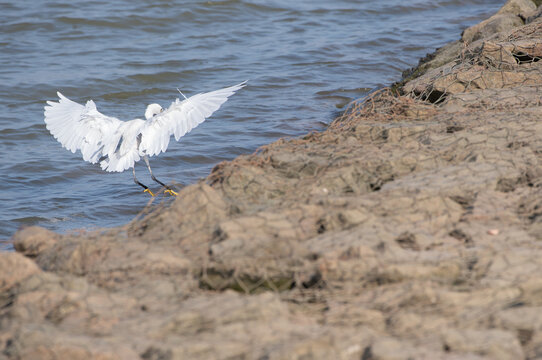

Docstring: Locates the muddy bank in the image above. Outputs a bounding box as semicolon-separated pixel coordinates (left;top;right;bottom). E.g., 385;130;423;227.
4;0;542;359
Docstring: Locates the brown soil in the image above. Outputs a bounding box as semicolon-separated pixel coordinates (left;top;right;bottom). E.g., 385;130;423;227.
4;1;542;359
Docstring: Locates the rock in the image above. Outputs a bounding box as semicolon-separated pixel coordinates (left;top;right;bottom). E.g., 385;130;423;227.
479;41;517;69
497;0;537;17
462;14;524;44
462;0;536;43
12;226;59;257
0;252;40;293
526;6;542;23
397;40;464;89
442;329;524;360
366;337;447;360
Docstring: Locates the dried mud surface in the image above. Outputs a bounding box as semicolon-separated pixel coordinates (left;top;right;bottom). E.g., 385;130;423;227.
4;1;542;359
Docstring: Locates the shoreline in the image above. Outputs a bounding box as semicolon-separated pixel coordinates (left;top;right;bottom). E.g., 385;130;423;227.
4;0;542;358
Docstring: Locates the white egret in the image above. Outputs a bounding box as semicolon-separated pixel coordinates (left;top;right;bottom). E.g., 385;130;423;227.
44;81;247;196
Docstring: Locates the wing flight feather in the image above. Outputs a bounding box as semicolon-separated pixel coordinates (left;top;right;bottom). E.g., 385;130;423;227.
139;81;247;157
44;92;126;170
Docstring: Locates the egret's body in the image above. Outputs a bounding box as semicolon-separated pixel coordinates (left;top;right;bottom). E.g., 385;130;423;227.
44;81;246;195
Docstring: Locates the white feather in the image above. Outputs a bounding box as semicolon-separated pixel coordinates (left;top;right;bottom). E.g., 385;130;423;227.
139;81;247;157
44;81;247;173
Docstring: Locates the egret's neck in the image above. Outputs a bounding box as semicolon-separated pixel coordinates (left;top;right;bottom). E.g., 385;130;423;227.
144;108;154;121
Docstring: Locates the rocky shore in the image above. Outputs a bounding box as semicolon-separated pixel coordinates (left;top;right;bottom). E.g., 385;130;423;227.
3;0;542;358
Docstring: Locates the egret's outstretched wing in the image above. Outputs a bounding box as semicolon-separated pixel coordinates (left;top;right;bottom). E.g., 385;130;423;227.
139;81;247;156
44;92;126;169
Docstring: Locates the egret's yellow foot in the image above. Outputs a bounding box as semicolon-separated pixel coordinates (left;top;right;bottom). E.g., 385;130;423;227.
144;188;155;196
165;189;178;196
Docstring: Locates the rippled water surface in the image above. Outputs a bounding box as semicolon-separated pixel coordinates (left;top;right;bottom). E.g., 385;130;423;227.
0;0;502;247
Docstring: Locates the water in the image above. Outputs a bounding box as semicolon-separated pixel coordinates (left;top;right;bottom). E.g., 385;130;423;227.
0;0;502;248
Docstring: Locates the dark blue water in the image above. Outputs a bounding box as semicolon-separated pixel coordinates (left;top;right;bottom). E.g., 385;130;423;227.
0;0;503;248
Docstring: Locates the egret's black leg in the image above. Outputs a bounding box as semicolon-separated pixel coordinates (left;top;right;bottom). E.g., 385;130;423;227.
133;167;154;196
143;156;178;196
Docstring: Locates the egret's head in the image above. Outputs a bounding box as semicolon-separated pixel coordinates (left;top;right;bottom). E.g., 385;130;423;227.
144;103;163;120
